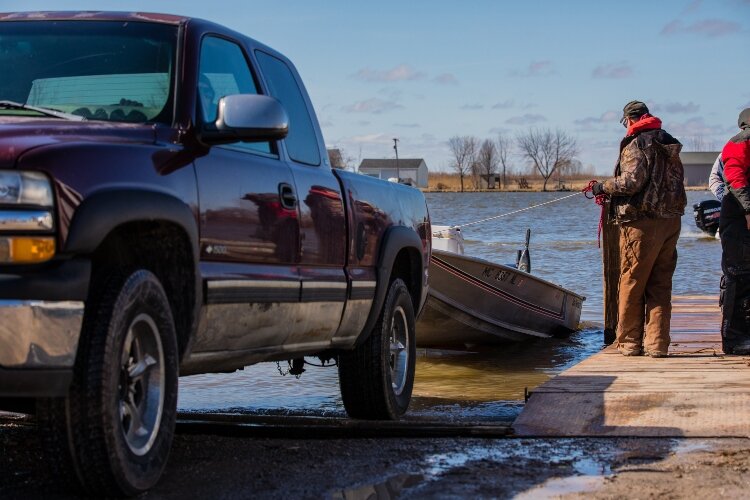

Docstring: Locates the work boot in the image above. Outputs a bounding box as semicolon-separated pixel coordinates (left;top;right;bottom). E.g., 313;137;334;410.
728;342;750;355
644;350;668;358
618;346;642;356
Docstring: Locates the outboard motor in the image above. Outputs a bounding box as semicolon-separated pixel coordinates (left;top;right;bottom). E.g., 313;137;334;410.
693;200;721;237
516;228;531;273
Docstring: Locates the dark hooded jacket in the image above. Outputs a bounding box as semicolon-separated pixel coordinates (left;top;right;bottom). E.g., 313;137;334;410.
722;108;750;213
602;114;687;223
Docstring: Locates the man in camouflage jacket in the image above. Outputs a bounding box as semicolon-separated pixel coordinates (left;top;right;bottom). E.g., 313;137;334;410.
592;101;687;357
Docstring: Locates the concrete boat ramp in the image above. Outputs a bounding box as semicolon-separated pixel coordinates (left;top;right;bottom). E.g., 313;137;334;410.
514;295;750;437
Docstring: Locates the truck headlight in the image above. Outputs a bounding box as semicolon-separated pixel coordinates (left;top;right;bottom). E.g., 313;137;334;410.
0;171;53;206
0;170;55;263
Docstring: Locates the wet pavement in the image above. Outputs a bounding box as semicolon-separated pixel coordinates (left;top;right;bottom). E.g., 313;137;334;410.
3;413;750;499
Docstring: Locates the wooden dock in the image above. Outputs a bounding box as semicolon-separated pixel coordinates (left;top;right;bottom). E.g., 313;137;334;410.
513;295;750;437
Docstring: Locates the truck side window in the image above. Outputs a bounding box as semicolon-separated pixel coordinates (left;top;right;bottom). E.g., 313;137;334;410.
255;51;321;166
198;36;272;155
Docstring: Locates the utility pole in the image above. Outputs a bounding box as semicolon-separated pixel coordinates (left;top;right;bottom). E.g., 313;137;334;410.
393;138;400;182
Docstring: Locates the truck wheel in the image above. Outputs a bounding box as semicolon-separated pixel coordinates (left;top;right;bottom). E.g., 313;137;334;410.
339;278;416;420
38;270;178;496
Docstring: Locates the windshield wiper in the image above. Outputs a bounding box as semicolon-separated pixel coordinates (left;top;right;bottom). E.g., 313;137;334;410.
0;100;85;121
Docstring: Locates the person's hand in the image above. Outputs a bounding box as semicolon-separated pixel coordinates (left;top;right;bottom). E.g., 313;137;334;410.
745;213;750;231
592;182;605;196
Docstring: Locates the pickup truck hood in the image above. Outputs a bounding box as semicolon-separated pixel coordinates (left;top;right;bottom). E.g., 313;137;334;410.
0;117;158;168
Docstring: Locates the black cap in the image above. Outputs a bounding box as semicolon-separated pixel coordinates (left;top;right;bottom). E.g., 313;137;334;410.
739;108;750;130
620;100;649;126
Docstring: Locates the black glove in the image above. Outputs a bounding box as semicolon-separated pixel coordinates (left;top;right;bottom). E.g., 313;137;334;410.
592;182;605;196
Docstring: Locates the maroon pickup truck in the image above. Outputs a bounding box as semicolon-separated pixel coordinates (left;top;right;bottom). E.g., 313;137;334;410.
0;12;430;496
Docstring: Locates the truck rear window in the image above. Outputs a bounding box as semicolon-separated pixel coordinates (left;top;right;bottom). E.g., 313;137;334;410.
0;20;177;124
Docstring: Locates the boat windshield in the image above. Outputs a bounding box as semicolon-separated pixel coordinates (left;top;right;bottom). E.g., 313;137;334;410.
0;20;177;124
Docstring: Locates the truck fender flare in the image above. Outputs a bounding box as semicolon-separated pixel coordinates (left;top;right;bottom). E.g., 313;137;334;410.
64;189;202;357
64;189;199;255
356;225;424;345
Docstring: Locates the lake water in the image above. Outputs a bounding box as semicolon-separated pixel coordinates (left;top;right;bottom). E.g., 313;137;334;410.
178;190;722;422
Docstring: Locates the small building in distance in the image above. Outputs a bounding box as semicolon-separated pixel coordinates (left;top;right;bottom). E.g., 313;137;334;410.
681;151;719;186
358;158;429;188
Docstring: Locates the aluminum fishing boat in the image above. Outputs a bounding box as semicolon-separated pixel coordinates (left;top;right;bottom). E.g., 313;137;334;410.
417;226;584;347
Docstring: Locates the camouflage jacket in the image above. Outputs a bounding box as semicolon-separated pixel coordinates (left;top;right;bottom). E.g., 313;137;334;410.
602;127;687;223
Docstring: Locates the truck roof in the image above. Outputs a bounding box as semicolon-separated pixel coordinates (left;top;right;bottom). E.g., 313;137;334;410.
0;11;189;25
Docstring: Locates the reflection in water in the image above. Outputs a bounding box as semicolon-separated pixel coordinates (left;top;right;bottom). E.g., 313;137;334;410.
332;473;425;500
178;327;603;422
414;330;601;402
409;327;603;421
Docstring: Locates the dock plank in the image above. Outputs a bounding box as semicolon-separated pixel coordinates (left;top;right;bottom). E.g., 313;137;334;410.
513;296;750;437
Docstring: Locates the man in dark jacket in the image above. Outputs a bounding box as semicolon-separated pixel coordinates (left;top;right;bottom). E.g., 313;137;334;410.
719;108;750;354
592;101;687;357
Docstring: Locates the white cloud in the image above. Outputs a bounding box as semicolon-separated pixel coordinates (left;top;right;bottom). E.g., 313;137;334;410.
651;101;701;114
492;100;515;110
510;60;556;78
574;110;620;129
661;19;741;37
434;73;459;85
506;114;547;125
341;98;404;114
666;117;735;139
592;62;633;79
346;133;394;145
352;64;425;82
461;104;484;110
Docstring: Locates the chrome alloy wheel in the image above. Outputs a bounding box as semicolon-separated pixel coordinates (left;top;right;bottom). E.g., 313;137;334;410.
389;305;410;396
118;313;165;456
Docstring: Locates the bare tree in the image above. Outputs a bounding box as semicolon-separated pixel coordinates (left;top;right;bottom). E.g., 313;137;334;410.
477;139;499;189
496;133;511;189
447;135;478;192
516;128;578;191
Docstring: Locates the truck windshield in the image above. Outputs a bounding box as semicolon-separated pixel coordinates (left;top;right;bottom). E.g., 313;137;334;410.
0;21;177;124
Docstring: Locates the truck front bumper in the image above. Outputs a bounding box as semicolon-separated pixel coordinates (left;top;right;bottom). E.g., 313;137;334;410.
0;300;84;397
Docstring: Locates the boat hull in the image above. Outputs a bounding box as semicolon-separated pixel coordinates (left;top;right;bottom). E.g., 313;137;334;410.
417;250;584;347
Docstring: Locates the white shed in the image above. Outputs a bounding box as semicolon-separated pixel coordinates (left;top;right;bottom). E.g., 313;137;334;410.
358;158;429;188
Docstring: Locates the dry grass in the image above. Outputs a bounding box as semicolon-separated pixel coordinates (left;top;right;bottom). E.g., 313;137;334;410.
427;172;598;192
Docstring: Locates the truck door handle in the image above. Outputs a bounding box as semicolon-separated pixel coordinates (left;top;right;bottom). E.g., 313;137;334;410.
279;183;297;209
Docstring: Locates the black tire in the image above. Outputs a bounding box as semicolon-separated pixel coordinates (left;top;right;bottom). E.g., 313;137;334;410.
38;270;178;496
339;278;416;420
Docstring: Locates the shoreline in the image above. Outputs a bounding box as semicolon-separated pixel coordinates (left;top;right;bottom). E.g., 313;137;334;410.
421;185;711;193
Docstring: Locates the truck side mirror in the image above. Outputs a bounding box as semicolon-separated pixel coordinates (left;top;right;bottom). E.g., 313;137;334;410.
200;94;289;145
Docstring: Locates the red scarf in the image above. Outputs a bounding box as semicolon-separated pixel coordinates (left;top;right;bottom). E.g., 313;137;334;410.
626;114;662;136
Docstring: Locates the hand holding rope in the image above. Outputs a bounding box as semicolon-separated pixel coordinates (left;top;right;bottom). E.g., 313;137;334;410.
582;180;609;248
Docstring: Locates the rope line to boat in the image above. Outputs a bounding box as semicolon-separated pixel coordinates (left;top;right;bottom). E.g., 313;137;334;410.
437;191;581;232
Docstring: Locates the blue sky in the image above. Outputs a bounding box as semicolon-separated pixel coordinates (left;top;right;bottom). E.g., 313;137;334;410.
5;0;749;173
